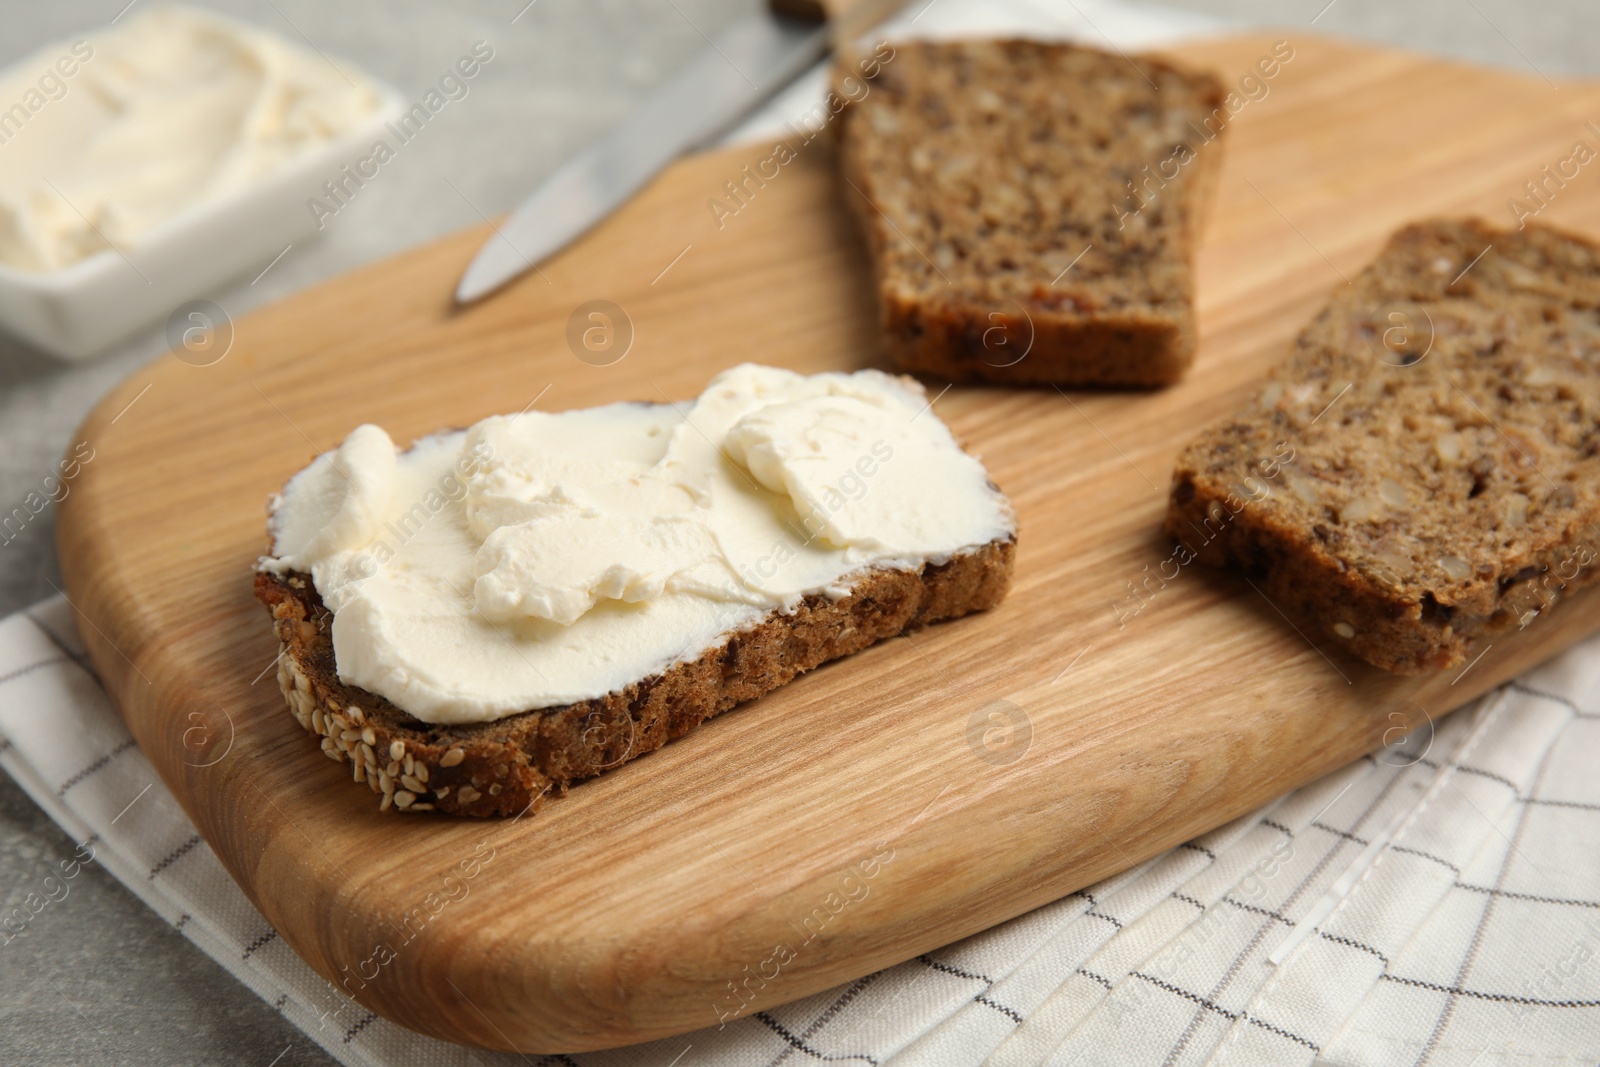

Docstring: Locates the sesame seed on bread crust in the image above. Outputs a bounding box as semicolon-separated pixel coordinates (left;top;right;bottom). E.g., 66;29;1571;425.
835;39;1227;387
1166;218;1600;674
254;539;1015;817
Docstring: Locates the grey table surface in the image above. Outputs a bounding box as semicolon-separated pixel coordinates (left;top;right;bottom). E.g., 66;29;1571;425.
0;1;1593;1064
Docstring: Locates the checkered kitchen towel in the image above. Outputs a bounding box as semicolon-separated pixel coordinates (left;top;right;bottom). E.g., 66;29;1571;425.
6;591;1600;1066
6;0;1600;1064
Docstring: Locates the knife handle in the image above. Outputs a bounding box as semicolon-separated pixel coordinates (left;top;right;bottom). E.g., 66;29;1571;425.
769;0;903;40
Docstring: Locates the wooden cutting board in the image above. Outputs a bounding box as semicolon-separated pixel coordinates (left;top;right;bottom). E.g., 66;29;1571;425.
55;33;1600;1054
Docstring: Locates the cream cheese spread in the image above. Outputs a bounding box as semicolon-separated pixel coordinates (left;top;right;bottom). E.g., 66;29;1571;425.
0;5;382;272
261;365;1014;725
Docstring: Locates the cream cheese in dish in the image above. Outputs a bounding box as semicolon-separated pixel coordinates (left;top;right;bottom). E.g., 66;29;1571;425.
261;364;1015;725
0;4;382;273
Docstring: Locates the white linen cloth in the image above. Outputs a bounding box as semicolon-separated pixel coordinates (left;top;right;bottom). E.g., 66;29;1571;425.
7;1;1600;1064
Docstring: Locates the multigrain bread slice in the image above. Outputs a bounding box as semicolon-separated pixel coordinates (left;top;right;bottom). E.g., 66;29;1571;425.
1166;218;1600;674
835;39;1227;387
254;541;1014;817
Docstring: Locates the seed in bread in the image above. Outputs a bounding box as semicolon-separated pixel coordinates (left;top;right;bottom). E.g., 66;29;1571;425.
835;39;1228;387
1166;218;1600;673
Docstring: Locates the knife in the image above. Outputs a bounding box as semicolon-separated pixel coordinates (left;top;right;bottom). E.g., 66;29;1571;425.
455;0;897;304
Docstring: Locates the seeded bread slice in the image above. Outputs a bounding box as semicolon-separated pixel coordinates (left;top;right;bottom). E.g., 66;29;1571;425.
835;39;1227;387
1166;219;1600;674
254;540;1014;817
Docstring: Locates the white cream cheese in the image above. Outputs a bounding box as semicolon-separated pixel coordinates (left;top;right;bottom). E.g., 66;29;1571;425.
0;5;382;272
261;365;1014;725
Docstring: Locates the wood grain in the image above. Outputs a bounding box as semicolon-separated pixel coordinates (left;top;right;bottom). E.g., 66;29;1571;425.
55;34;1600;1054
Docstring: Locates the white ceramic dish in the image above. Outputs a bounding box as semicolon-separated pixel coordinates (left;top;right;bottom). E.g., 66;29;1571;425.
0;85;406;361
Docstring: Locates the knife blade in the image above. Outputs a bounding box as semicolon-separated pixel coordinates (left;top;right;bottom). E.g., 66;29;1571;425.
455;9;831;304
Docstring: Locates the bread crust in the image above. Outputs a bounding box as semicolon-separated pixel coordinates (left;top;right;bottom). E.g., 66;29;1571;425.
835;39;1226;387
254;540;1015;816
1166;219;1600;673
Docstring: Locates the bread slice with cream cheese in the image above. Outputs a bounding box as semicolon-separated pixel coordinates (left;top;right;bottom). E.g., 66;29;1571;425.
254;365;1016;815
